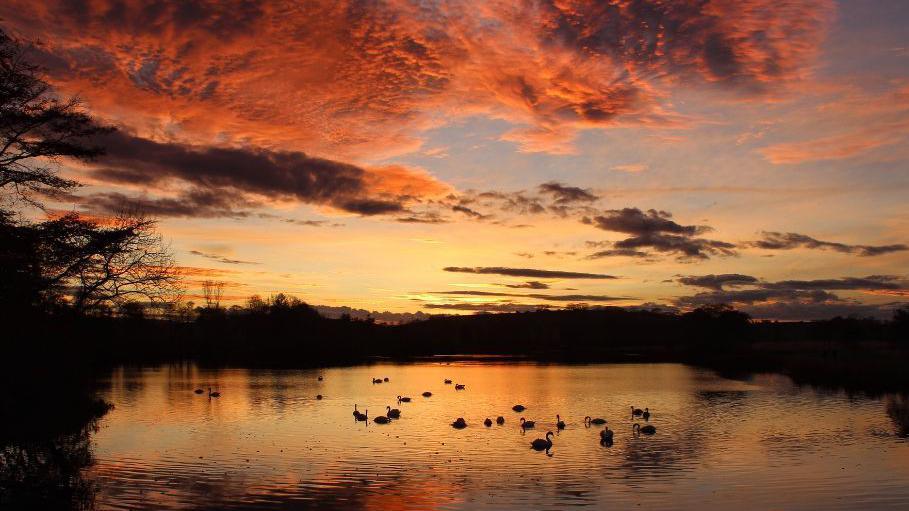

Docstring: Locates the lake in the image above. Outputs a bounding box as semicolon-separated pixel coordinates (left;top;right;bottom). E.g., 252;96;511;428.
87;362;909;510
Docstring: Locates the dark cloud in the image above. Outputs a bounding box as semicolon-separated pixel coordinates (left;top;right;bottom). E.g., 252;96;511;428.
613;233;737;260
584;208;709;236
538;182;598;204
423;303;551;312
281;218;344;227
452;204;489;219
733;301;908;321
395;213;449;224
749;232;908;257
189;250;258;265
675;288;841;308
427;290;628;302
677;274;759;290
443;267;617;279
89;130;417;216
586;248;650;259
82;188;259;218
504;281;550;289
761;276;907;291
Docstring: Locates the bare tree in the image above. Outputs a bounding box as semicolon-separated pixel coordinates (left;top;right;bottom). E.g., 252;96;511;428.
202;280;224;310
0;29;110;207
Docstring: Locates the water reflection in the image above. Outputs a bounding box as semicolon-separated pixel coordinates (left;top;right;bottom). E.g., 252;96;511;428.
81;363;909;510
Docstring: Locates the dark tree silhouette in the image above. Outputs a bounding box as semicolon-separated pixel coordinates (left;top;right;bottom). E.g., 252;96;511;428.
0;29;110;207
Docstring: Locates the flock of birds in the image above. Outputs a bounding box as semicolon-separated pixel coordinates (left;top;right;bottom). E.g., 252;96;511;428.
351;376;657;452
195;375;657;452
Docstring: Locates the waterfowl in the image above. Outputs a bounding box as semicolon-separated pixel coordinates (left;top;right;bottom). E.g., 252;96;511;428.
520;417;535;429
556;415;566;430
386;406;401;419
317;376;323;381
372;378;382;384
512;404;526;412
633;423;656;434
194;388;204;394
600;426;614;443
455;384;466;390
374;415;390;424
383;377;389;382
353;404;360;417
208;388;221;398
631;406;643;416
484;418;493;427
451;417;467;429
531;431;554;451
444;379;452;384
584;416;606;425
355;410;368;421
422;391;432;397
496;416;505;425
642;408;651;420
397;395;412;403
316;394;323;400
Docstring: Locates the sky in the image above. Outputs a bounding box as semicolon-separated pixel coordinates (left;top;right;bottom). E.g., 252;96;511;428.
2;0;908;320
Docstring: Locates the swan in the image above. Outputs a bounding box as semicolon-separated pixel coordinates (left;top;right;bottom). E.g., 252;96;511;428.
642;408;650;420
444;379;452;384
355;409;368;421
496;416;505;425
374;415;390;424
600;426;614;442
633;423;656;434
194;388;204;394
520;417;535;429
584;416;606;425
422;391;432;397
556;415;566;429
455;384;465;390
631;406;643;416
383;377;389;382
316;394;323;400
512;405;526;412
208;388;221;398
484;418;493;427
386;406;401;419
451;417;467;429
317;376;323;381
397;395;412;403
372;378;382;384
531;432;554;451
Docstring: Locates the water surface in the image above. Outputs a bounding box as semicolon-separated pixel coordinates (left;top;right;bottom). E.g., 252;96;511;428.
90;363;909;510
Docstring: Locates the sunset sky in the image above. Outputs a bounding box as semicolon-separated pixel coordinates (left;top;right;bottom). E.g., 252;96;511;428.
2;0;907;319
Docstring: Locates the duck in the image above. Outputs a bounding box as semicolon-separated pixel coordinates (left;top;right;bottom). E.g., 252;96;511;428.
397;395;412;403
520;417;535;429
584;416;606;425
556;415;566;430
374;415;390;424
512;404;526;412
444;379;452;384
484;418;493;427
631;406;643;416
208;387;221;398
317;376;323;381
633;423;656;435
642;408;651;420
451;417;467;429
353;404;360;417
355;409;369;421
531;431;554;451
600;426;614;443
496;416;505;425
386;406;401;419
316;394;323;400
422;391;432;397
383;377;389;382
455;384;466;390
194;388;204;394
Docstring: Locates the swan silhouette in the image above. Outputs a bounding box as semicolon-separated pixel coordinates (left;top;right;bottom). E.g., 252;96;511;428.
496;416;505;425
584;416;606;425
397;395;411;402
316;394;323;400
642;408;651;420
444;379;452;384
484;418;493;427
556;415;566;429
208;388;221;398
520;417;535;429
451;417;467;429
383;377;389;382
317;376;323;381
633;423;656;434
631;406;643;416
600;426;614;442
194;388;204;394
372;378;382;384
512;405;525;412
531;431;554;451
422;391;432;397
455;384;465;390
355;409;368;422
386;406;401;419
374;415;390;424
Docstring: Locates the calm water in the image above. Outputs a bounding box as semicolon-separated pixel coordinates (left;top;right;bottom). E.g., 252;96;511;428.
88;362;909;510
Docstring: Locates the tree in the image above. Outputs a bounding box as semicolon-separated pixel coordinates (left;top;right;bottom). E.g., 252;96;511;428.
0;29;110;207
202;280;225;310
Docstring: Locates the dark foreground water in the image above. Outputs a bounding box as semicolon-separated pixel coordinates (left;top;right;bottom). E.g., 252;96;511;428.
85;362;908;510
